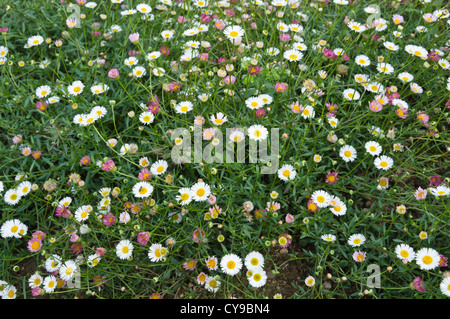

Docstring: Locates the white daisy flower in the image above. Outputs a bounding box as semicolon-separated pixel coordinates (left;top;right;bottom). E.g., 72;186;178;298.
133;66;146;78
259;94;273;105
175;101;193;114
430;185;450;196
176;188;193;206
67;80;85;96
247;267;267;288
374;155;394;170
27;35;44;47
205;276;221;292
339;145;357;162
354;55;371;67
150;160;168;176
1;219;25;238
35;85;51;98
124;57;138;67
440;277;450;297
152;67;165;76
247;124;268;141
245;96;264;110
330;200;347;216
59;260;78;281
190;182;211;202
148;243;168;262
343;88;360;101
277;164;297;182
321;234;336;242
28;273;43;289
116;240;134;260
223;25;245;41
365;141;382;156
210;112;228;126
395;243;416;262
311;190;331;208
136;3;152;13
244;251;265;270
283;49;303;62
91;106;107;118
132;182;154;198
139;111;155;125
348;234;366;247
377;62;394;74
74;206;90;222
43;276;57;293
301;105;315;119
44;255;62;273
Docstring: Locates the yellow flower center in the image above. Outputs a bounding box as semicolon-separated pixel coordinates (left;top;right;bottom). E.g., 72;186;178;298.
227;260;236;269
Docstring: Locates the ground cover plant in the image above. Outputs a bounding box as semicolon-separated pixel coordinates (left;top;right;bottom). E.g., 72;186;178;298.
0;0;449;300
